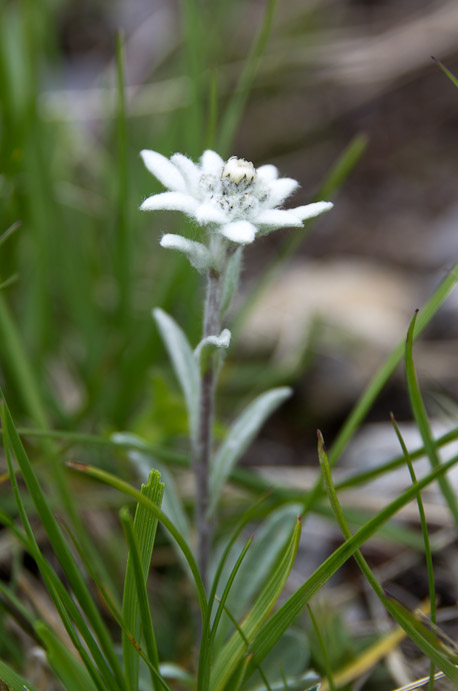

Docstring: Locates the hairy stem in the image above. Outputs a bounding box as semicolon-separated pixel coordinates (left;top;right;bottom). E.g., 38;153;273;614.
193;268;222;589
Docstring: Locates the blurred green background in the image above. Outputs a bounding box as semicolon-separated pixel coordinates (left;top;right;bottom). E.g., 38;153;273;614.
2;0;458;456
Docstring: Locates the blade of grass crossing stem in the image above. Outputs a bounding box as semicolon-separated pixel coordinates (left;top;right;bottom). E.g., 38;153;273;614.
120;472;164;691
0;660;39;691
391;414;437;689
120;508;166;691
1;410;112;691
8;424;458;508
198;494;271;690
197;538;253;691
405;311;458;527
307;604;336;691
67;461;208;618
210;538;253;649
115;30;131;326
211;504;303;655
230;654;254;691
217;0;279;157
243;448;458;679
0;398;125;688
210;516;302;691
317;432;458;685
216;605;272;691
231;134;367;341
35;622;99;691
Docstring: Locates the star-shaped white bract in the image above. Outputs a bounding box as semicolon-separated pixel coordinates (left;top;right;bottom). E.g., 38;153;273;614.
140;149;333;245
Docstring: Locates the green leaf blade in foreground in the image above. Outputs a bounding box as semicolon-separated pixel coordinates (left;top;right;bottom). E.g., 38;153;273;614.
0;660;39;691
405;311;458;528
122;470;164;691
212;503;303;653
208;387;292;517
67;461;208;620
210;515;302;691
36;622;99;691
0;394;125;689
153;307;200;444
244;448;458;678
318;431;458;684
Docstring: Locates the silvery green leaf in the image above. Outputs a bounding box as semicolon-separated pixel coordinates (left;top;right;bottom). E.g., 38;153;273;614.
208;387;292;517
194;328;231;374
160;233;213;272
153;308;200;444
220;246;242;317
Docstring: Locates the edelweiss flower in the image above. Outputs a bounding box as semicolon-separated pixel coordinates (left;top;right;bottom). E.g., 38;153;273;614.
140;149;333;245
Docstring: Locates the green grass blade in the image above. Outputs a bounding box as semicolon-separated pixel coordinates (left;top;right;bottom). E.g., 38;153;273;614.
431;56;458;89
121;469;164;690
328;262;458;468
198;493;271;690
36;622;99;691
391;414;436;689
405;311;458;527
0;660;39;691
318;431;458;684
1;410;113;691
211;503;303;654
318;134;368;200
210;515;302;691
181;0;206;154
0;394;125;688
114;30;131;326
0;293;48;429
217;0;279;156
307;604;335;691
334;426;458;491
210;537;253;648
120;506;165;691
244;445;458;677
298;260;458;518
67;460;208;619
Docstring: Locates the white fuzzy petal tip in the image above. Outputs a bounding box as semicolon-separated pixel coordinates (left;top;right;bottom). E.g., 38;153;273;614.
140;150;186;192
200;149;224;175
292;201;334;221
160;234;212;272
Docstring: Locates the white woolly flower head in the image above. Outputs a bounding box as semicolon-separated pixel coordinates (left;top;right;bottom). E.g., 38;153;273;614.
140;149;333;247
